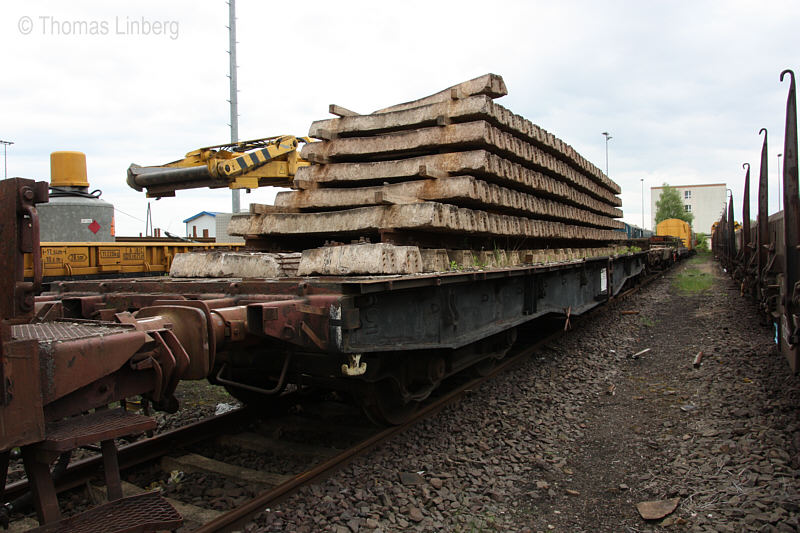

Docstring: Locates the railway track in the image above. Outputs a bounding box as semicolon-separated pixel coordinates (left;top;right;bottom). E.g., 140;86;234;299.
5;268;665;532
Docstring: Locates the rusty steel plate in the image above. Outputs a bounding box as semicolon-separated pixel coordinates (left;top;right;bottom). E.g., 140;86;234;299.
37;408;156;453
27;490;182;533
11;322;132;343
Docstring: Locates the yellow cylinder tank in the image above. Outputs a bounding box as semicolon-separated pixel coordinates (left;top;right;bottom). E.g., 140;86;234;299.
50;151;89;188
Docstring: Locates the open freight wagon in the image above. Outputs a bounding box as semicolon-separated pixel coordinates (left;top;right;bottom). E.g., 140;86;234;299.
714;68;800;373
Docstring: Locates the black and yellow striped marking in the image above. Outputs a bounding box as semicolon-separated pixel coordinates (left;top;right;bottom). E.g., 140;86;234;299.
221;138;298;178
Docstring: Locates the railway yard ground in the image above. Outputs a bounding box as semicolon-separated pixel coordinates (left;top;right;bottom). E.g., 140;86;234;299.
235;252;799;533
7;252;799;532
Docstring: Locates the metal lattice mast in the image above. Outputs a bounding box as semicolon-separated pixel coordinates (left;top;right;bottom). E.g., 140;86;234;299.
0;140;13;178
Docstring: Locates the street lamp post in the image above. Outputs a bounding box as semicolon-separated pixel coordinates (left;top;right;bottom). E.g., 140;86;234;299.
601;132;612;176
0;140;13;179
641;178;645;229
778;153;783;210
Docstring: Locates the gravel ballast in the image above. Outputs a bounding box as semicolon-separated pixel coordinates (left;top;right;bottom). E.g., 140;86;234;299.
241;254;800;532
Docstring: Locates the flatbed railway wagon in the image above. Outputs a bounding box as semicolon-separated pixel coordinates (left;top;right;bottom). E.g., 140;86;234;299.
42;247;647;423
0;175;653;528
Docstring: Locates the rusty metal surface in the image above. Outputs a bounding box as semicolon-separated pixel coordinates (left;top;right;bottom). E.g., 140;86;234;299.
247;294;349;352
26;490;182;533
742;163;751;264
135;305;211;379
757;129;769;296
0;338;44;451
11;322;132;342
0;178;49;322
36;408;156;453
727;196;736;268
779;69;799;371
0;179;49;451
43;369;155;422
37;328;149;404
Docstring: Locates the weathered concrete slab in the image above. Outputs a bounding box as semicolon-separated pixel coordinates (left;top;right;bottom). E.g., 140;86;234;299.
293;245;622;276
447;249;475;268
302;123;621;204
312;95;617;195
420;248;450;272
294;150;622;213
372;73;507;114
443;246;617;269
297;243;423;275
170;251;300;278
476;250;507;268
229;201;626;242
161;453;291;487
276;175;623;229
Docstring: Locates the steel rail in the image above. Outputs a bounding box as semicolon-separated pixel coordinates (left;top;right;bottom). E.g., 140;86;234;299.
4;407;255;502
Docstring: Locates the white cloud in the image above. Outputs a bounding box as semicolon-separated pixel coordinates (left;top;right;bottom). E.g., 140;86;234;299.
2;0;799;235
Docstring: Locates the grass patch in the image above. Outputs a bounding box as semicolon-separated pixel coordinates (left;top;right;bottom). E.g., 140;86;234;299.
641;317;656;327
674;268;713;293
687;251;712;265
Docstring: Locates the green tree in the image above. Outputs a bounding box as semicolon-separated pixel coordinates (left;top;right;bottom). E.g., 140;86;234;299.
695;232;709;251
655;183;694;225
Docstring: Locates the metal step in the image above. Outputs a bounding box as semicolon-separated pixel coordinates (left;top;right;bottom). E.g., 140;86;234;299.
37;409;156;453
26;491;182;533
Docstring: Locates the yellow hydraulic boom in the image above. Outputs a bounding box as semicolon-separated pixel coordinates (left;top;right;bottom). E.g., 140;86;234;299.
127;135;312;198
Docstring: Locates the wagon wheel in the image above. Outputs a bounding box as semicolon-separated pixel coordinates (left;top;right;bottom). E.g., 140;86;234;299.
470;328;517;377
470;357;497;377
360;380;419;426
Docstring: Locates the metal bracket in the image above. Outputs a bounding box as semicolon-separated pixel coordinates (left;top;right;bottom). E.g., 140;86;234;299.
341;354;367;377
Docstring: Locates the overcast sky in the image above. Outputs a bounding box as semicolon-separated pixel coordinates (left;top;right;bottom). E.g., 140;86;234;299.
3;1;799;236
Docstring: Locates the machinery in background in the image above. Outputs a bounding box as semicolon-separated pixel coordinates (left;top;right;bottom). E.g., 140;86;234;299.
37;151;114;242
619;222;654;239
24;151;243;283
127;135;313;198
24;241;242;283
656;218;695;251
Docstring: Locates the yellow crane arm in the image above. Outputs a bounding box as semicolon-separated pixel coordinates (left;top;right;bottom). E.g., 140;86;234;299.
127;135;313;198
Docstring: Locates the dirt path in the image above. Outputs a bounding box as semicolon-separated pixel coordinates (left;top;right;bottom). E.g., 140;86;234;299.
516;254;800;532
